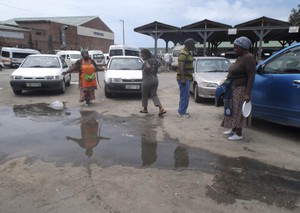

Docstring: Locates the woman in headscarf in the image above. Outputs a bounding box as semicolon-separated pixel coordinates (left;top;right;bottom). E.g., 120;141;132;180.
221;36;256;140
64;49;103;106
140;48;166;116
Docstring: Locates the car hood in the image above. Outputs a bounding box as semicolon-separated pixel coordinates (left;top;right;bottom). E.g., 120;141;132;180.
11;68;63;77
194;72;227;84
105;69;142;79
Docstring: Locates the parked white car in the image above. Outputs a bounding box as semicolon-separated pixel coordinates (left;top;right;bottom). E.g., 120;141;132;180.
10;54;71;95
104;56;143;98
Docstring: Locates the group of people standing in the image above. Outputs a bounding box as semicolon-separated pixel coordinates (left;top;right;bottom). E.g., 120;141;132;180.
64;35;256;141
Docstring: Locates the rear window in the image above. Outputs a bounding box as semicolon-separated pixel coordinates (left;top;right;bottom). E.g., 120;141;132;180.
12;52;32;59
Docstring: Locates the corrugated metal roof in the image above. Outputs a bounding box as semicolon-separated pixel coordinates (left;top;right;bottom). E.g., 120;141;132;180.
2;16;98;27
0;23;29;31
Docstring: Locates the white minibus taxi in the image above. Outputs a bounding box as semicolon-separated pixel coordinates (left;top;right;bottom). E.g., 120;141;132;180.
1;47;40;67
109;45;140;58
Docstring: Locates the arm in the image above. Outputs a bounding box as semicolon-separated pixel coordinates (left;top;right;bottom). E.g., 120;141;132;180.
244;55;256;102
64;60;80;74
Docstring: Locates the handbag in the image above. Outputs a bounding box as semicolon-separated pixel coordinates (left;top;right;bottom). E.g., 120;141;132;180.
84;73;95;81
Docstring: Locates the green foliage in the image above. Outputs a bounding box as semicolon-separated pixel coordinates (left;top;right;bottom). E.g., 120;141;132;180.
289;4;300;25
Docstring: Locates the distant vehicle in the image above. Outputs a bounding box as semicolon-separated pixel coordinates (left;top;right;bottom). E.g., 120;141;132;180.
216;42;300;128
224;49;237;64
104;56;143;98
88;50;105;65
170;45;184;71
56;50;81;66
108;45;140;58
190;57;232;103
10;54;71;95
1;47;40;67
103;53;109;64
256;48;278;64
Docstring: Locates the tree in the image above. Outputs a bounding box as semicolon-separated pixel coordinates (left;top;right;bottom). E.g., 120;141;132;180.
289;4;300;25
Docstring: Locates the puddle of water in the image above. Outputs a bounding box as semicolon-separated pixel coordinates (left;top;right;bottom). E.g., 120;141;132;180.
0;103;299;210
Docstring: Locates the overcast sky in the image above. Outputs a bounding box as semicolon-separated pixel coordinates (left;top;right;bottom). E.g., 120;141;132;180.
0;0;299;48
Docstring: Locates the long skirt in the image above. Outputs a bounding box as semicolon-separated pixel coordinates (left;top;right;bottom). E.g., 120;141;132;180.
221;86;251;128
79;87;96;102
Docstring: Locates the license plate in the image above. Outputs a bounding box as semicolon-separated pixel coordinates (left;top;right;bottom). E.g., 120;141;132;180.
125;85;140;89
26;82;41;87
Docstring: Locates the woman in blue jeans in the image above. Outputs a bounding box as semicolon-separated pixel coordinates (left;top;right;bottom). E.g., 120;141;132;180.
176;38;195;118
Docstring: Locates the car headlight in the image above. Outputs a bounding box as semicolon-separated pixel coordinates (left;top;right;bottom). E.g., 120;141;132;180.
45;75;60;80
107;78;122;83
200;82;218;87
11;75;22;80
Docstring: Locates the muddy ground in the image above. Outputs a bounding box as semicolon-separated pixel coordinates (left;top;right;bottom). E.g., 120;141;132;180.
0;69;299;213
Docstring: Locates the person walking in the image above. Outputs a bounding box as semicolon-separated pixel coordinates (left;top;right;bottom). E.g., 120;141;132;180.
176;38;195;118
222;36;256;140
63;49;103;107
163;52;172;72
139;48;166;116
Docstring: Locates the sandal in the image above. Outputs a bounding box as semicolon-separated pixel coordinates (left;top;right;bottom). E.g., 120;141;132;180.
158;108;167;116
139;110;148;113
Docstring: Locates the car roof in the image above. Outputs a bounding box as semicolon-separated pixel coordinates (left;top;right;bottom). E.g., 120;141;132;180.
110;56;141;59
27;54;59;57
194;56;229;60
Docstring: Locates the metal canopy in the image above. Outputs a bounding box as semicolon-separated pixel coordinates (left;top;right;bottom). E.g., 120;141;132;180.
134;16;300;58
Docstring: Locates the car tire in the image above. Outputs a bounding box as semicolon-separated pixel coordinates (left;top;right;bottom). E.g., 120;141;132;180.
65;75;71;86
104;86;112;98
193;84;201;103
0;65;2;71
58;80;66;94
13;89;22;95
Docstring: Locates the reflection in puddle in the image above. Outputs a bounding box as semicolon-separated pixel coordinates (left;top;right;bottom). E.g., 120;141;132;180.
0;103;300;210
65;111;110;158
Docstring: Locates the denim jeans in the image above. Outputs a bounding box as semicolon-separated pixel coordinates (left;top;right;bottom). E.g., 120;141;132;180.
177;79;191;114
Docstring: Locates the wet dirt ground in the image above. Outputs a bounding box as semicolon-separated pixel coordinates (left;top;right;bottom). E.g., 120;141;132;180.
0;70;300;213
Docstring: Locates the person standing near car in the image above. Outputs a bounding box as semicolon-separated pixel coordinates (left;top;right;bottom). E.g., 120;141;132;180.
139;48;166;116
222;36;256;140
176;38;195;118
63;49;103;107
163;52;172;72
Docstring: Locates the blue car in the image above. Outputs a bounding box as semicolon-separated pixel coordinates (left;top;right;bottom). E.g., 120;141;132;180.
216;42;300;128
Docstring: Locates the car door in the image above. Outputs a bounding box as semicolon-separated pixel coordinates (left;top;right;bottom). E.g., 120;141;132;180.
252;45;300;125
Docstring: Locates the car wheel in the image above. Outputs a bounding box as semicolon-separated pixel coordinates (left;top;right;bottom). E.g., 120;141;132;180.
193;84;201;103
0;65;2;71
59;80;66;94
66;75;71;86
13;89;22;95
104;86;112;98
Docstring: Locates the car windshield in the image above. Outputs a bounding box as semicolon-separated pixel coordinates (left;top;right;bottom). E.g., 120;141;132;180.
21;56;60;68
196;59;231;73
109;58;143;70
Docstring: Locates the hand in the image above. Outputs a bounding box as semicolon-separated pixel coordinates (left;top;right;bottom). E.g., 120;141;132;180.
181;79;186;86
244;95;251;102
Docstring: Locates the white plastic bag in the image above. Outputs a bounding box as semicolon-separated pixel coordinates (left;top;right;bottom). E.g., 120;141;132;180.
49;100;64;110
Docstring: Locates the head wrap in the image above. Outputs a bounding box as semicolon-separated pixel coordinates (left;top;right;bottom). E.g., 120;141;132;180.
81;48;88;56
233;36;252;50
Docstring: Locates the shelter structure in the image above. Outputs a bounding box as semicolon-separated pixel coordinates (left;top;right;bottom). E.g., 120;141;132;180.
134;16;300;59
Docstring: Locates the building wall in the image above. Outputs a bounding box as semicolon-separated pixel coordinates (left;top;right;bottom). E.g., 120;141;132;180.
1;17;114;53
0;29;31;48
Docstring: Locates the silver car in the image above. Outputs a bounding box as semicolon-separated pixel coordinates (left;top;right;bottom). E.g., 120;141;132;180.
190;57;232;103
